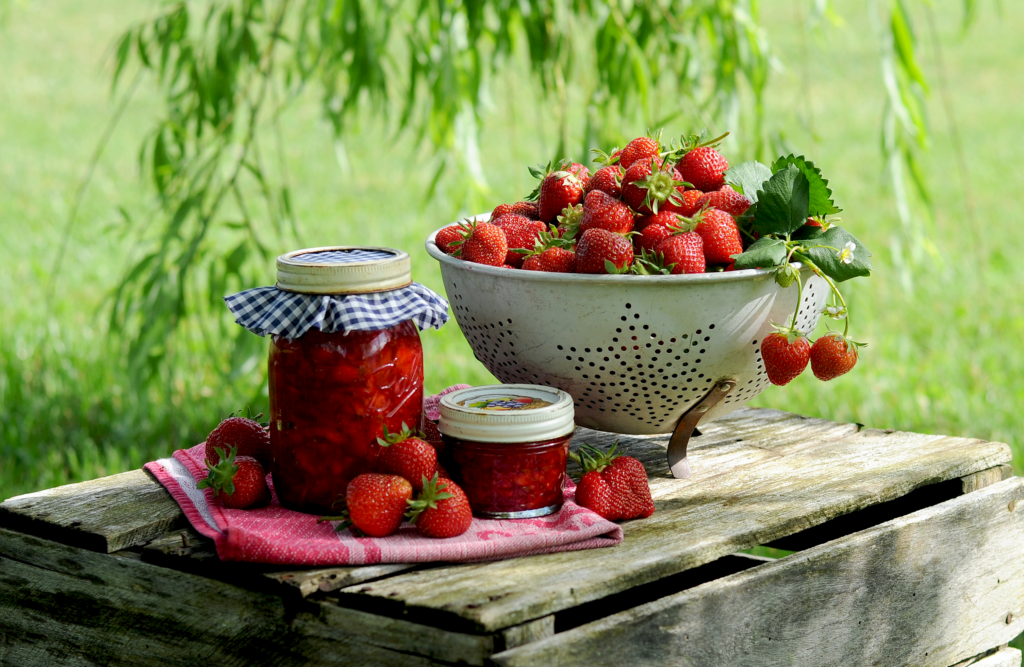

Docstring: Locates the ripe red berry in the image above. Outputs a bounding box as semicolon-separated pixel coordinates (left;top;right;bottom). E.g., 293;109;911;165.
678;146;729;192
571;441;654;521
655;230;705;274
435;225;464;255
535;163;587;223
198;447;271;509
694;208;744;265
584;165;623;198
809;332;860;381
376;423;438;492
636;224;674;253
761;331;811;386
493;214;545;268
492;201;540;221
579;190;634;235
459;221;508;266
406;474;473;538
574;228;634;274
206;414;271;468
522;247;576;273
346;473;414;537
619;135;661;170
696;186;751;217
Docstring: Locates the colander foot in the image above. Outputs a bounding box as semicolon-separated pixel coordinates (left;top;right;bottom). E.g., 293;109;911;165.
667;378;737;479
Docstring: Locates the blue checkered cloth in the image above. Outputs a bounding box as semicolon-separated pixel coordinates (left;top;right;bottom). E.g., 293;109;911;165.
225;283;449;338
290;249;395;264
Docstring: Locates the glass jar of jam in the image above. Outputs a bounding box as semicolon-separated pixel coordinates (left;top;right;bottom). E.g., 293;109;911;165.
438;385;575;519
267;247;426;514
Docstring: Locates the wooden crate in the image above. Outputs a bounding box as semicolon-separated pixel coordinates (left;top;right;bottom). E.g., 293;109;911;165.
1;407;1022;666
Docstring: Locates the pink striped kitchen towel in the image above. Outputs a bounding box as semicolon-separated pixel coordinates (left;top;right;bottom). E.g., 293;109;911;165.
143;387;622;565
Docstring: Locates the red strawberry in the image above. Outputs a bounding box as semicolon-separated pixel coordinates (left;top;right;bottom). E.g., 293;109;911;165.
422;419;444;447
205;412;271;468
198;447;271;509
635;208;678;233
494;214;545;267
694;208;743;265
532;161;587;223
522;247;576;273
571;441;654;521
655;228;705;274
492;201;540;221
584;165;623;199
434;463;452;480
579;190;634;235
457;220;508;266
636;223;674;253
345;473;413;537
376;423;438;492
619;134;661;170
621;159;687;215
761;330;811;386
406;474;473;538
674;189;705;217
678;146;728;192
805;216;824;228
574;228;634;274
435;225;464;255
809;332;861;381
696;186;751;217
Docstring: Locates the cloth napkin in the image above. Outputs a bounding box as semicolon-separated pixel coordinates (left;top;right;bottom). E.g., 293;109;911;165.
144;389;623;565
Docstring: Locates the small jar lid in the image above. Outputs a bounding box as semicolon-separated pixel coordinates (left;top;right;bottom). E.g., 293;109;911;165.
438;384;575;443
276;246;412;294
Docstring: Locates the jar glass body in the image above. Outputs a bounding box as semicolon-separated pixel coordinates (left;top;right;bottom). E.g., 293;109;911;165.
269;321;423;513
445;434;571;518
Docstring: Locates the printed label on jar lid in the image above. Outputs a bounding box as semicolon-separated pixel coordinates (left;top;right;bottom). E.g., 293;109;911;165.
460;395;554;411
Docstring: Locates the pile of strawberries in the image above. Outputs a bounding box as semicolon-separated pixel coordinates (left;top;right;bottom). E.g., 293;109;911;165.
435;131;750;275
198;416;473;539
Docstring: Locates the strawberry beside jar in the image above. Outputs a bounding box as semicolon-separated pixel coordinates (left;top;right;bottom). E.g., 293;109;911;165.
226;247;449;514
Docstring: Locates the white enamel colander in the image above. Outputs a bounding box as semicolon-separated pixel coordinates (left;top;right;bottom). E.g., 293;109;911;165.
425;217;827;438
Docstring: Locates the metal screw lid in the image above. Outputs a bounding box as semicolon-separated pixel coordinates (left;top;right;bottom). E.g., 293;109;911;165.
438;384;576;443
275;246;412;294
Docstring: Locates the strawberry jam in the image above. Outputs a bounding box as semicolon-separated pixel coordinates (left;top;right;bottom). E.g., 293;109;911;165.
446;435;571;518
269;322;423;514
437;384;575;518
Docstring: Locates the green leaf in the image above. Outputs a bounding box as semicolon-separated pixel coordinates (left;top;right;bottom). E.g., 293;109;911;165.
731;236;787;270
771;154;841;216
724;161;772;203
801;226;872;283
752;166;810;236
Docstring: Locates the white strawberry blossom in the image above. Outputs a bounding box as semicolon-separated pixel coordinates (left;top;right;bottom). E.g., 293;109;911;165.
837;241;856;264
825;305;848;319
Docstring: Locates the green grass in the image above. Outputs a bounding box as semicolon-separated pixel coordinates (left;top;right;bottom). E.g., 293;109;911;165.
2;3;1023;498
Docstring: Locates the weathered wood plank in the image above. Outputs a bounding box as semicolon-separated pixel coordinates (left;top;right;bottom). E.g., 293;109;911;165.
491;477;1024;667
339;408;1012;631
269;564;417;597
0;469;183;553
0;528;450;666
500;616;555;650
963;465;1015;494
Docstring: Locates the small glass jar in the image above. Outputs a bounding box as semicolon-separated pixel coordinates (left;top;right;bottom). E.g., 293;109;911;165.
268;247;425;514
438;385;575;519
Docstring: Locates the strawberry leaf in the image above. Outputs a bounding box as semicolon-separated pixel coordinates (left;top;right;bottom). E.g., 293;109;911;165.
800;226;872;282
731;236;787;270
724;160;772;204
752;165;810;236
771;154;841;216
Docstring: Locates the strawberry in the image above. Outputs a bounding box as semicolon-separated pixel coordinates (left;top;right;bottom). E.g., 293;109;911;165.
678;146;728;192
655;228;705;274
494;214;545;267
805;216;824;228
422;419;444;447
570;441;654;521
435;225;464;255
345;473;413;537
674;189;705;217
636;223;674;253
198;447;271;509
761;329;811;386
455;220;508;266
621;159;688;215
809;332;862;381
522;246;576;273
574;228;634;274
693;208;743;265
634;208;678;233
492;201;540;221
696;186;751;217
579;190;634;235
406;474;473;538
584;165;623;199
619;134;661;170
205;412;271;468
376;422;438;492
531;161;588;223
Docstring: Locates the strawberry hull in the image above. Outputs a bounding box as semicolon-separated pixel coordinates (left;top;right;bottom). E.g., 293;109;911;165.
427;218;828;436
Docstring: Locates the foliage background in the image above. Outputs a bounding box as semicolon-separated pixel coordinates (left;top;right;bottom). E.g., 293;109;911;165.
2;0;1022;522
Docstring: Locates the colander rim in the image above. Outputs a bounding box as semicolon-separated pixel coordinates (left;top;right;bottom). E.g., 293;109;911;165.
426;219;804;285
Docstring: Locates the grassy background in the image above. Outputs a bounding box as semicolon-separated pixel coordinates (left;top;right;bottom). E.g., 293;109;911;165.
2;1;1022;513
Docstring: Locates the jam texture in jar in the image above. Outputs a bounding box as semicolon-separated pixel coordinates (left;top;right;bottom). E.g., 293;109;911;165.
438;385;575;519
447;435;570;517
269;322;423;513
